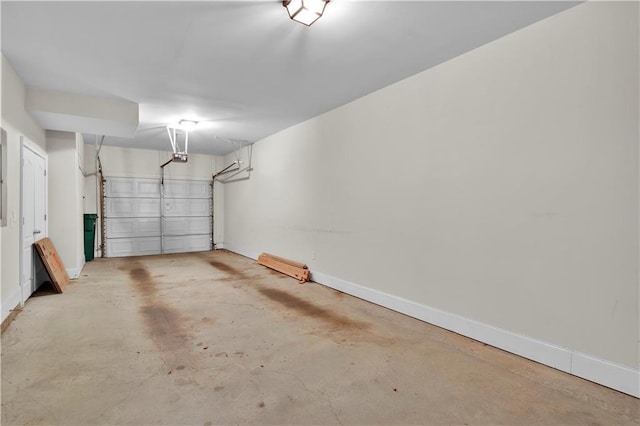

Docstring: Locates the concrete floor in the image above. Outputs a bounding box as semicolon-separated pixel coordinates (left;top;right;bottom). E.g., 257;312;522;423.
1;250;638;425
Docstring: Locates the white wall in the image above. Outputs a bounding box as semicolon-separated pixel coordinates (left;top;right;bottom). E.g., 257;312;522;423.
83;145;225;254
223;2;639;396
1;54;46;321
47;130;85;278
26;86;139;138
76;133;85;271
83;139;98;215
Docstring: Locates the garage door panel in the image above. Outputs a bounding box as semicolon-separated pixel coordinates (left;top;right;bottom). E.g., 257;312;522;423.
105;198;161;218
163;217;211;236
163;198;211;217
107;179;135;197
163;180;210;199
105;177;160;198
104;177;212;257
106;218;161;238
163;235;211;253
106;237;162;257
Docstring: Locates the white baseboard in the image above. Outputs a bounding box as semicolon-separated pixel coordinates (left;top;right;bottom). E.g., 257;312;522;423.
312;269;640;398
222;244;639;399
2;286;22;323
66;257;86;280
217;243;261;260
66;265;83;280
572;351;640;398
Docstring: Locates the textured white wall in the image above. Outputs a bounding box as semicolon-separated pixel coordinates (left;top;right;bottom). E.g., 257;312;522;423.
1;55;46;321
224;0;639;376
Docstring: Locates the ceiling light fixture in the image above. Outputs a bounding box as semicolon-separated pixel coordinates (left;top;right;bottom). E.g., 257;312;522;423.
283;0;329;26
179;119;198;131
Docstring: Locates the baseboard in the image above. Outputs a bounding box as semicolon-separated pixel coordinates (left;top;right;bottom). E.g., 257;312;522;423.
222;244;640;398
218;243;261;260
66;266;82;279
1;305;21;333
571;351;640;398
312;270;640;398
2;286;22;324
66;257;86;280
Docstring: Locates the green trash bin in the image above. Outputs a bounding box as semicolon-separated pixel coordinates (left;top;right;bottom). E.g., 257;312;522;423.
84;214;98;262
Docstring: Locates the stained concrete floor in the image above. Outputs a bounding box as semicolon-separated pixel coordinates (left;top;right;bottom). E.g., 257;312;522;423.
1;250;638;426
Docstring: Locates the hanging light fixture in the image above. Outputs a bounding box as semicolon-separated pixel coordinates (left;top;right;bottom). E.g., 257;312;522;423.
283;0;329;26
165;119;197;163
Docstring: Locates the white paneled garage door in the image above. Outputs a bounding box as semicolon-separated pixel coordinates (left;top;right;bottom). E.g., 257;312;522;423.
104;177;212;257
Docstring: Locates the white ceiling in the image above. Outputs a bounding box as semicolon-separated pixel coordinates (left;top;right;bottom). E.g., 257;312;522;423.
2;1;577;155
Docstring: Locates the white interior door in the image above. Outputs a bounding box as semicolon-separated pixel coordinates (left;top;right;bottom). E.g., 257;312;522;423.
21;144;47;302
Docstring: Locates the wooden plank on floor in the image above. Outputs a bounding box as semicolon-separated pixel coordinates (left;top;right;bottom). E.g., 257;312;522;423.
258;253;310;283
261;253;308;270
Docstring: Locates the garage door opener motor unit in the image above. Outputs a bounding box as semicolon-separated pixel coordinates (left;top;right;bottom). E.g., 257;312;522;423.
165;120;197;164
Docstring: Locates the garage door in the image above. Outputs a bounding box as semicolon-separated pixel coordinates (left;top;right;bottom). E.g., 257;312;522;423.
103;177;212;257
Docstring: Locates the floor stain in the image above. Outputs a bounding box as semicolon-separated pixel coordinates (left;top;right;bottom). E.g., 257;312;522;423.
207;259;240;275
128;267;156;294
124;261;192;353
198;253;253;279
139;304;187;350
258;287;369;331
266;269;287;279
215;276;245;283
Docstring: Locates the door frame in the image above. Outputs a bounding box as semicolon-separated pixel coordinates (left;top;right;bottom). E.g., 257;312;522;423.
19;136;48;306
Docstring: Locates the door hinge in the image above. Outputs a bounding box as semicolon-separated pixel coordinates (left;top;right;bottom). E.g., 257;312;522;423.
44;170;47;176
44;214;47;221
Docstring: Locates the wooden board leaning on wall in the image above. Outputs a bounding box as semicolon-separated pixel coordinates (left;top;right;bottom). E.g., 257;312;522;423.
34;238;70;293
